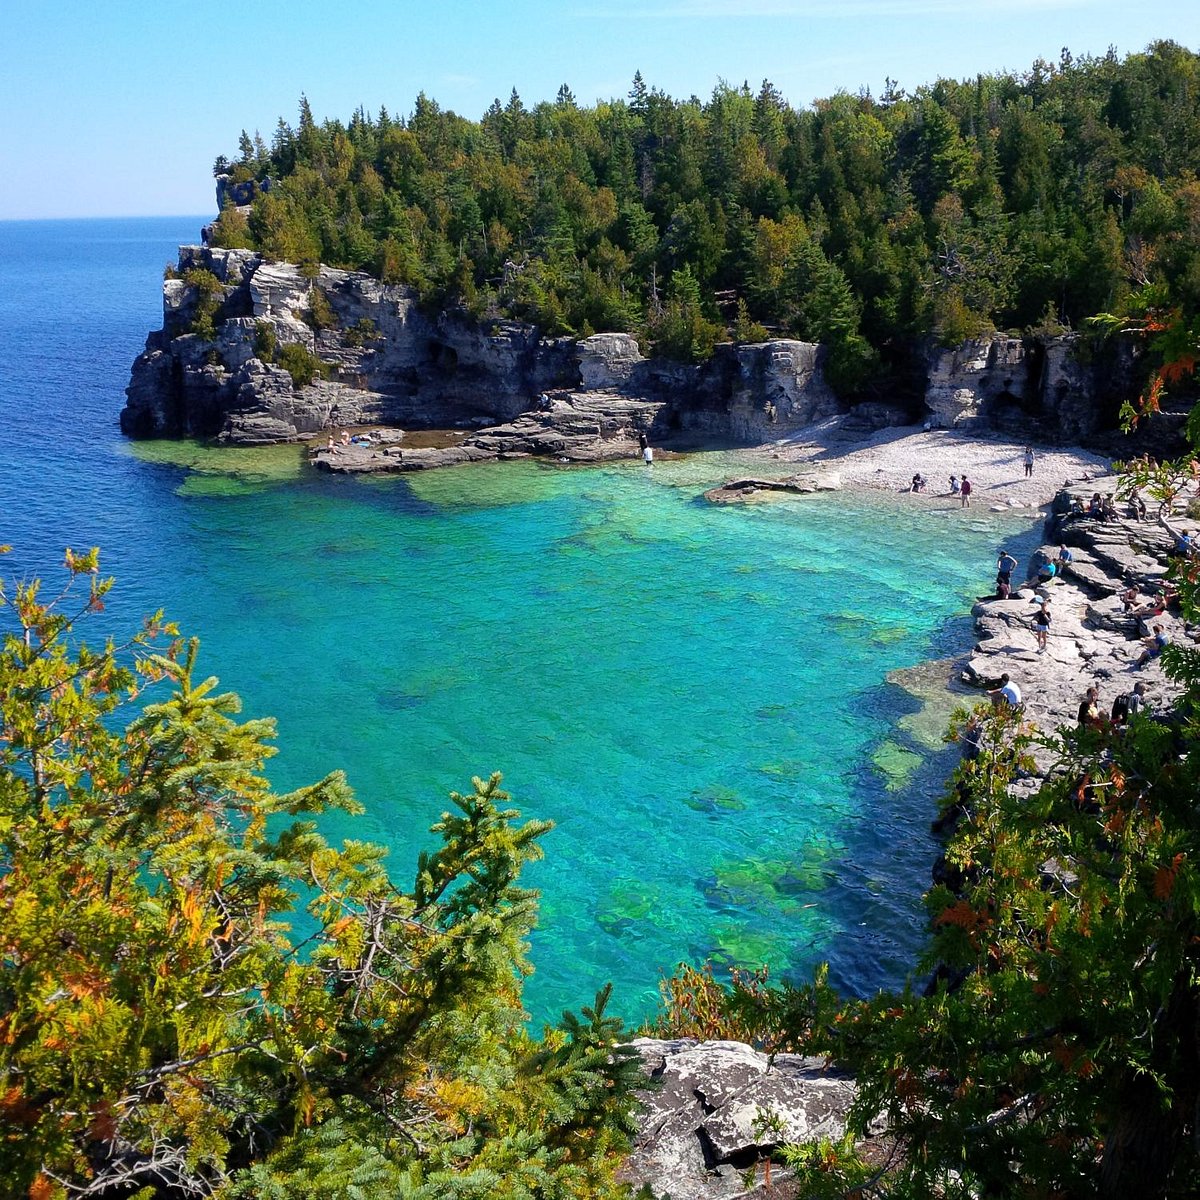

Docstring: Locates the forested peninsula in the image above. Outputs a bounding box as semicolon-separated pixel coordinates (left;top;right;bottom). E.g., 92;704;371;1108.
208;42;1198;384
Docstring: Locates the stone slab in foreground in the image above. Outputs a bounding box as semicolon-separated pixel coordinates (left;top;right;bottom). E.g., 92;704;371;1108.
622;1038;859;1200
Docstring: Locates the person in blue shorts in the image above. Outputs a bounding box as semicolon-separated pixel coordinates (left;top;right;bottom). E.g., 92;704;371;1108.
1135;624;1168;668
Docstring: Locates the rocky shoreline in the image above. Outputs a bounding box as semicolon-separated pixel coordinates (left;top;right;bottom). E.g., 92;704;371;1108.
125;246;1184;473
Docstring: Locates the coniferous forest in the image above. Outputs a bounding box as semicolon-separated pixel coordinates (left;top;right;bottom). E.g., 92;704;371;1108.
209;41;1200;396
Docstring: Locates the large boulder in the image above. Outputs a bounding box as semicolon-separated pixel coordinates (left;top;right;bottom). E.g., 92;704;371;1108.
621;1038;861;1200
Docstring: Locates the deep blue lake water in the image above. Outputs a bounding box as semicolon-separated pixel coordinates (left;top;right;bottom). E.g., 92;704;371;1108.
0;217;1041;1023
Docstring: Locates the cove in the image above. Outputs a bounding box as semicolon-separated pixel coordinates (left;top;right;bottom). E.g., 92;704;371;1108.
0;218;1043;1024
118;445;1043;1022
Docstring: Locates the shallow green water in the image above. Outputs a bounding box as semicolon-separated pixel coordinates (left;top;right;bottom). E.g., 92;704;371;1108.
128;447;1036;1021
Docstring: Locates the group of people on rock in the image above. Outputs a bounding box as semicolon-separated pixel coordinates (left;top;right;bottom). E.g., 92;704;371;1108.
1077;681;1149;730
992;545;1073;601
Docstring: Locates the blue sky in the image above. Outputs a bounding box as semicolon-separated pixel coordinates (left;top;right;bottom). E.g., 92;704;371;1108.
2;0;1197;220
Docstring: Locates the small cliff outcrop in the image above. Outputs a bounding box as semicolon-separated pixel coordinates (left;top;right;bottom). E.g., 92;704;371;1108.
123;248;840;463
922;331;1173;448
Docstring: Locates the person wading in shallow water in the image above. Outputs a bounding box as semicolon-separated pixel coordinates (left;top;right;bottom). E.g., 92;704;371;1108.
960;475;973;507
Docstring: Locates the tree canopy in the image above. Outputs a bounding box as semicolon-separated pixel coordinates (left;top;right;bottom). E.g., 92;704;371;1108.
213;43;1200;392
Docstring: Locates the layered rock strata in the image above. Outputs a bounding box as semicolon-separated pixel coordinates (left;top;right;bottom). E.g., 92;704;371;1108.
124;248;840;463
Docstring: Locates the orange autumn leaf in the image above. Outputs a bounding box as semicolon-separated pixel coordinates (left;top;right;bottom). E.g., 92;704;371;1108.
1155;866;1177;900
29;1176;55;1200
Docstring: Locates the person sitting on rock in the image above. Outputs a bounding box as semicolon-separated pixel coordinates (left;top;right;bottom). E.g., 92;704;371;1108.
1088;492;1103;517
1077;684;1103;729
1101;494;1119;522
1135;624;1169;668
1128;488;1147;520
1056;544;1074;570
989;673;1022;709
949;474;960;495
1111;682;1148;727
1130;593;1169;631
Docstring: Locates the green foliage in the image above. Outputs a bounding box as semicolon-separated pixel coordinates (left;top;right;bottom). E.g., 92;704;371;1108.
0;553;641;1199
213;45;1200;377
650;264;723;362
181;267;225;341
276;341;330;388
732;299;769;344
342;317;379;347
305;285;337;332
253;320;278;362
209;203;254;250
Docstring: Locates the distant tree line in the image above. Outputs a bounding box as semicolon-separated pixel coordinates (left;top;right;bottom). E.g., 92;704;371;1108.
210;41;1200;395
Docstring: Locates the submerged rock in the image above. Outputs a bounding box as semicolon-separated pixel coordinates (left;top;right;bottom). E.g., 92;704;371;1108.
704;473;842;503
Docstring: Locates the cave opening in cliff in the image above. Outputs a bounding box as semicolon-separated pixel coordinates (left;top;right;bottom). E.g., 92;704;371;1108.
426;340;458;373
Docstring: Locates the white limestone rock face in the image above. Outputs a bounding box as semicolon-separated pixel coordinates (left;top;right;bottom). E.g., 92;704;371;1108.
729;339;838;439
925;335;1029;428
577;332;644;390
621;1038;860;1200
250;262;311;321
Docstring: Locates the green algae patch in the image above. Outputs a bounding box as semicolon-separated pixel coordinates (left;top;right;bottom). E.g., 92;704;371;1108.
128;438;309;496
872;739;923;790
757;757;807;780
597;879;661;937
683;784;747;815
707;924;787;969
704;854;830;915
404;459;566;510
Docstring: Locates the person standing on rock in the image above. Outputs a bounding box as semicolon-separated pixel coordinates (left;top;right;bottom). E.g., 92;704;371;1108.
960;475;972;507
996;550;1018;592
1032;596;1052;652
1024;445;1035;478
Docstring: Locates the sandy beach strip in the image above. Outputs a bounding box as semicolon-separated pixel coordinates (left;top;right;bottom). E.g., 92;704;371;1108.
739;418;1113;511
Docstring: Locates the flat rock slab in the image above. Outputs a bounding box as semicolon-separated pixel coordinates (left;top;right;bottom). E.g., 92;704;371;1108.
621;1038;858;1200
705;473;842;503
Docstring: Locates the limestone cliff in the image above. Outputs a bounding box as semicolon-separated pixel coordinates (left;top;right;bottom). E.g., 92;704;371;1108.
123;248;840;457
922;331;1172;448
125;249;1181;461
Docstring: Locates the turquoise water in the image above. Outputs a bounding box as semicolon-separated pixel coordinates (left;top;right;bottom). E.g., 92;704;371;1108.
0;219;1042;1022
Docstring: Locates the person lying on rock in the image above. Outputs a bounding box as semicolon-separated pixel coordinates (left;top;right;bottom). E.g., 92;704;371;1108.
1160;512;1196;557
